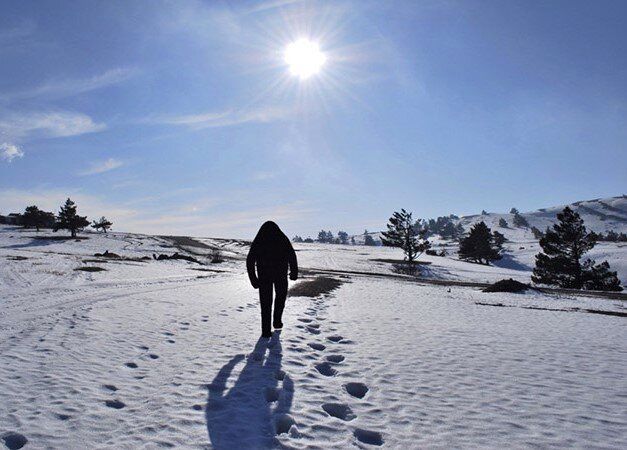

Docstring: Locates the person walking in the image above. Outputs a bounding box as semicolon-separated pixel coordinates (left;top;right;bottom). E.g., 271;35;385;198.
247;221;298;338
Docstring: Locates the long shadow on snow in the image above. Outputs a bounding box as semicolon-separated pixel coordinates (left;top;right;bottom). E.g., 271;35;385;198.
491;252;532;272
206;332;294;449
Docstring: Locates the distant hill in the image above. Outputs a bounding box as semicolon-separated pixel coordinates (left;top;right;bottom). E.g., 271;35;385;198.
352;195;627;244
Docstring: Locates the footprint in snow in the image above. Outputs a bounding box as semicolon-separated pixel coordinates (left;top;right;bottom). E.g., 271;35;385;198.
315;362;337;377
345;382;369;399
308;343;326;351
148;354;159;359
125;362;138;369
103;384;118;392
307;327;321;335
326;354;345;363
1;432;28;450
322;403;356;421
166;339;175;344
327;335;343;343
354;429;383;446
298;318;312;323
105;399;126;409
138;345;150;350
275;414;296;435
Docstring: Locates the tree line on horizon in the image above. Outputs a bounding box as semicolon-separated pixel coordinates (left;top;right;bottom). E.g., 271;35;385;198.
1;198;112;237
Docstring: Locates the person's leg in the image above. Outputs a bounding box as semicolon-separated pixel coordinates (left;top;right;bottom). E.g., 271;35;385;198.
259;281;273;337
273;277;288;328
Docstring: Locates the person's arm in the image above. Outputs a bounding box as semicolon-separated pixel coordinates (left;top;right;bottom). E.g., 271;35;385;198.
246;243;259;288
287;240;298;280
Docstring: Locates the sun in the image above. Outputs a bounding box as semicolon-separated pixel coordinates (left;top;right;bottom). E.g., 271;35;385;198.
284;39;326;80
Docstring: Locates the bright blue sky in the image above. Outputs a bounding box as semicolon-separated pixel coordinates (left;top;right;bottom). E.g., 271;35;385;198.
1;0;625;238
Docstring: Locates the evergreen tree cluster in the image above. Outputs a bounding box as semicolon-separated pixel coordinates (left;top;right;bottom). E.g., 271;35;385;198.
12;199;112;237
425;215;464;240
498;218;508;228
314;230;350;244
22;206;55;231
595;230;627;242
458;221;503;265
363;231;377;246
532;207;622;291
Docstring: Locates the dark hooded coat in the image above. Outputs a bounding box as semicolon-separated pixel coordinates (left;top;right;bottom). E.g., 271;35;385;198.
246;221;298;286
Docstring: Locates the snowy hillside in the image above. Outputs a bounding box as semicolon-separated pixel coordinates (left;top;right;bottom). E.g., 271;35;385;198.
458;195;627;240
1;226;626;448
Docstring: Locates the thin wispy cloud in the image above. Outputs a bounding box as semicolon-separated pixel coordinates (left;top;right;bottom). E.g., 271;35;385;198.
149;105;291;129
252;171;277;181
0;110;105;140
79;158;124;176
0;68;136;102
0;142;24;162
0;21;36;44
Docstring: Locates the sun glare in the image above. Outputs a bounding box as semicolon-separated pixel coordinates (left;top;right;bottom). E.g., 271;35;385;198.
284;39;326;79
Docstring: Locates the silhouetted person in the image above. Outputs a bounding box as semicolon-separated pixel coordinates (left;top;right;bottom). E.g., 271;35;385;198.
247;221;298;338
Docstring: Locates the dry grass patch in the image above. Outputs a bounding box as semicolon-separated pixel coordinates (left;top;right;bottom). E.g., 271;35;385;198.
289;277;344;298
75;266;107;272
7;255;29;261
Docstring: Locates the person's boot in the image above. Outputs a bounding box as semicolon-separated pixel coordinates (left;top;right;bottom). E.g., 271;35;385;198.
273;320;283;329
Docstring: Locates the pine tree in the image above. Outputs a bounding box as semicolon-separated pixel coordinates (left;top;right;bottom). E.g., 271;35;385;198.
92;216;113;233
498;218;508;228
292;236;303;243
53;198;89;238
381;209;430;263
582;260;622;291
452;223;465;241
337;231;348;245
492;230;507;247
532;207;622;291
364;234;376;246
510;207;519;214
317;230;328;243
512;212;529;227
458;221;502;265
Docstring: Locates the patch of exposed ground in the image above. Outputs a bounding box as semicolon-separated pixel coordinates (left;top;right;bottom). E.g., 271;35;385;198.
288;276;344;298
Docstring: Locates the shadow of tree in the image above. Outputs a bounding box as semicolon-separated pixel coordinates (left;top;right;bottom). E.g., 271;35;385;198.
205;332;294;449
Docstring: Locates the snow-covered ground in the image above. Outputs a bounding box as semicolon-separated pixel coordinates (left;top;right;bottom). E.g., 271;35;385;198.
1;226;626;448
